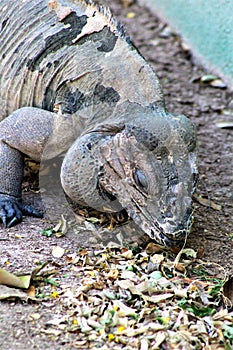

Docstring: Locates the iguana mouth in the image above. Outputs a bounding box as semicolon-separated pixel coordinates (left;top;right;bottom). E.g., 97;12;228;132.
156;231;187;247
126;198;194;247
154;218;194;247
155;227;191;247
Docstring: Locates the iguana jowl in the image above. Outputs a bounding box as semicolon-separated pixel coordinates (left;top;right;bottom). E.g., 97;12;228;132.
0;0;198;246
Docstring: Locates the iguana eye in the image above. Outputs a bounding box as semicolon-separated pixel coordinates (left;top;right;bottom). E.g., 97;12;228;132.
134;169;148;192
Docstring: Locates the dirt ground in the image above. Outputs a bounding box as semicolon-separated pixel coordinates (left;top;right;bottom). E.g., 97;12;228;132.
0;1;232;349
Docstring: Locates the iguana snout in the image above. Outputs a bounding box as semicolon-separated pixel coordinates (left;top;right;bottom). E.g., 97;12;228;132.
151;185;195;246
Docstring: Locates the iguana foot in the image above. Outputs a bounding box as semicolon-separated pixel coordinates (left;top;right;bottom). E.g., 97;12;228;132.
0;196;43;228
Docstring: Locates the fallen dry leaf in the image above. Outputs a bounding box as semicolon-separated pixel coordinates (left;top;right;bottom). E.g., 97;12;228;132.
194;194;222;210
52;246;65;258
0;268;31;289
0;285;37;301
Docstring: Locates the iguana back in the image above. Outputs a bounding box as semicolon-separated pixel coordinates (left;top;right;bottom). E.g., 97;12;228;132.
0;0;163;121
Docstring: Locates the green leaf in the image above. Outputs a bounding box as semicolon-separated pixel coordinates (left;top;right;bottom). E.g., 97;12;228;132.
44;278;60;287
18;275;31;289
126;265;134;271
40;228;54;237
103;291;116;300
209;281;224;297
224;324;233;341
200;74;218;82
86;217;100;224
36;293;48;299
149;271;162;280
178;298;216;317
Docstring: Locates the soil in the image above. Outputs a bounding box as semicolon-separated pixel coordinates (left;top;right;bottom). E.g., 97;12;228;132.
0;1;232;349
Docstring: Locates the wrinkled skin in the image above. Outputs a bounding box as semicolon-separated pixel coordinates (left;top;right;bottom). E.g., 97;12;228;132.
61;110;198;246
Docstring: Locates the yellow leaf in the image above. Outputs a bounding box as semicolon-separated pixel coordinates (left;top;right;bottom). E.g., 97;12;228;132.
51;290;60;299
126;12;135;18
189;285;198;292
117;326;126;332
108;334;115;341
88;271;95;277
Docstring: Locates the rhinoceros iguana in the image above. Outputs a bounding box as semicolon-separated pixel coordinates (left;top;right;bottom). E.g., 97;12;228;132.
0;0;198;246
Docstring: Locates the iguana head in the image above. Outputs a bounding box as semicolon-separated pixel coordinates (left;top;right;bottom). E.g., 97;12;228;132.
61;108;198;247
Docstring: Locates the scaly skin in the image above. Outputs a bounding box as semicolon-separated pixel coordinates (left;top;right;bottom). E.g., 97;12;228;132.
0;0;198;246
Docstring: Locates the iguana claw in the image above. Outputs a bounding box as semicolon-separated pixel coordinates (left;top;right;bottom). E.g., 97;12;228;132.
22;204;43;219
0;209;7;228
0;196;43;228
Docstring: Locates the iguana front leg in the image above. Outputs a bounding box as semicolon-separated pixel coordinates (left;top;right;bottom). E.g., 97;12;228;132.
0;139;39;227
0;107;77;227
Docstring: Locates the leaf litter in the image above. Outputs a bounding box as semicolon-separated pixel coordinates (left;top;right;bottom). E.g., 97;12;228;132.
1;1;233;349
2;240;232;349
